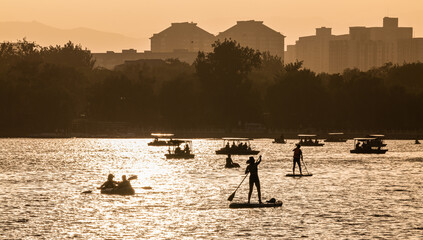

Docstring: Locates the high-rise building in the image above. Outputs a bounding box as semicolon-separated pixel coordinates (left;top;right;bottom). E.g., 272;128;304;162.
93;20;286;69
217;20;285;61
150;22;216;53
287;17;422;74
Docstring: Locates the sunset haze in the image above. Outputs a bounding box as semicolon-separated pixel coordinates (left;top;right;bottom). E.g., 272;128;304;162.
1;0;422;52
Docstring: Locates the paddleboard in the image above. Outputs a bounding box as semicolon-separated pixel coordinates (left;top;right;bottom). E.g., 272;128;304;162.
229;201;283;208
285;174;313;177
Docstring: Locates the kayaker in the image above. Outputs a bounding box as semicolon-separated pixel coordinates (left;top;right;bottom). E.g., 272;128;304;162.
245;155;262;204
117;175;132;189
293;144;303;175
100;174;117;189
225;154;240;168
225;154;234;168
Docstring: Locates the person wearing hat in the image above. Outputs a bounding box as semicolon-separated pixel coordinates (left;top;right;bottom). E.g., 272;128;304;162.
245;155;262;204
293;144;303;175
100;174;117;189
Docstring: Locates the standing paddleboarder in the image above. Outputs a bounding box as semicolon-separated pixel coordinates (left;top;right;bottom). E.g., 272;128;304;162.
293;144;303;175
245;155;262;204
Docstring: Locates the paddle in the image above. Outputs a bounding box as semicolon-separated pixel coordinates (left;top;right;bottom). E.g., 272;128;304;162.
227;173;249;201
301;157;311;175
127;175;137;181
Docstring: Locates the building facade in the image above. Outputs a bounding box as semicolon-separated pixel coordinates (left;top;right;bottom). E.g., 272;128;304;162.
94;20;286;69
150;22;216;53
286;17;423;74
217;20;285;61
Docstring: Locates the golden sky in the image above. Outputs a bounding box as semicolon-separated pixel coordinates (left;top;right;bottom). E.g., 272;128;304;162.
1;0;422;50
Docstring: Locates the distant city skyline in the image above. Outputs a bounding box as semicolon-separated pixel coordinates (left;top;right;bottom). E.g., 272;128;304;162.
1;0;422;51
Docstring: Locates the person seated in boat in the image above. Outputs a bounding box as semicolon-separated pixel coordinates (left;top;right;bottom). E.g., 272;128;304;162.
184;144;190;154
292;144;303;175
117;175;132;189
225;142;230;149
280;134;285;141
238;142;243;149
100;174;117;189
245;155;262;204
362;142;369;150
175;146;182;154
314;139;319;144
355;142;361;150
231;142;236;149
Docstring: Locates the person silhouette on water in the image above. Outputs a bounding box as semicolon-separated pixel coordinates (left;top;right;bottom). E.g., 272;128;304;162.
226;154;234;168
100;174;117;189
117;175;132;189
245;155;262;204
225;154;240;168
293;144;303;175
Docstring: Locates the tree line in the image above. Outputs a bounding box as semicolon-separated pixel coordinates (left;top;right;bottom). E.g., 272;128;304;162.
1;39;422;135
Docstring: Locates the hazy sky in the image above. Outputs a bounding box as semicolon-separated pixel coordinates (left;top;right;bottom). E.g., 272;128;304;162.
1;0;423;50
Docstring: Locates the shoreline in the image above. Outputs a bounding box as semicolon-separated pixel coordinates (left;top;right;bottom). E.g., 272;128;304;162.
1;129;422;140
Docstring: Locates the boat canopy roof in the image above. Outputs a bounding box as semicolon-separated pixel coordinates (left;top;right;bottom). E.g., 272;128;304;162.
328;132;344;135
298;134;317;137
151;133;174;137
354;138;376;141
368;134;385;138
222;138;252;141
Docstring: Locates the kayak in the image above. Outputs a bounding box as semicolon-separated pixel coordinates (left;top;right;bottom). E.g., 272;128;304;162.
225;163;240;168
286;174;313;177
101;187;135;195
229;201;283;208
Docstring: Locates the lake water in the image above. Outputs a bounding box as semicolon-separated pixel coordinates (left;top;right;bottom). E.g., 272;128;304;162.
0;138;422;239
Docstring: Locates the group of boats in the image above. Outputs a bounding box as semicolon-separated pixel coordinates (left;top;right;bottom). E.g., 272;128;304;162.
95;132;419;209
273;133;392;154
147;134;262;159
146;132;397;160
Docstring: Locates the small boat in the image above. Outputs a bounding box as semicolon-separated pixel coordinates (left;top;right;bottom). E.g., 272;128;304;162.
285;173;313;177
273;134;286;144
350;138;388;154
216;138;259;155
324;133;347;142
366;134;387;147
101;187;135;195
229;201;283;208
225;163;240;168
297;134;324;146
148;133;174;146
165;140;195;159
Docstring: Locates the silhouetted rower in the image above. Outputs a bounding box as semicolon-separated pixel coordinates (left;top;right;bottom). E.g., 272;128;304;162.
100;174;117;189
117;175;132;189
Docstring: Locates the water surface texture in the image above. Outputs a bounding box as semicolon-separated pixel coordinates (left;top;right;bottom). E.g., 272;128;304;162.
1;139;422;239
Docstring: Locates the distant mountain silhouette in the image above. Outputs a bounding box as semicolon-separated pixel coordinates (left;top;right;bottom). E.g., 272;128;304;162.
0;21;142;52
